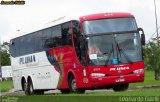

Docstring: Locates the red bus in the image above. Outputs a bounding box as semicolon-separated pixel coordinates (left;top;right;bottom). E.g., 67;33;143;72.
10;12;145;95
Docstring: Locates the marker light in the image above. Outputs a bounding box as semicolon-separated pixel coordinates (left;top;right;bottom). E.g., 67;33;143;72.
90;73;105;77
133;69;144;74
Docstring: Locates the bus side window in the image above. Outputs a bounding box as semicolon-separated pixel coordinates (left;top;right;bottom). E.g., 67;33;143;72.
25;34;35;54
43;28;54;49
15;38;20;57
43;25;62;49
51;25;62;47
10;39;16;57
62;22;72;45
35;31;43;52
19;37;25;55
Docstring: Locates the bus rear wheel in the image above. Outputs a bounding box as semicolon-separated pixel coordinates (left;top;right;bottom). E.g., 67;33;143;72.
113;84;129;92
69;75;85;93
23;80;29;95
28;79;35;95
34;90;44;95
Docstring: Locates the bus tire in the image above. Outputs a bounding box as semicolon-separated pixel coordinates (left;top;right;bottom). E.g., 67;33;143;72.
35;90;44;95
28;79;35;95
23;80;29;95
60;89;70;94
69;75;85;93
113;84;129;92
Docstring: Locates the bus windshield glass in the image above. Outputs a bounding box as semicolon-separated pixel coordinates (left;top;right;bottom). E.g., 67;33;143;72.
87;33;142;66
83;18;137;34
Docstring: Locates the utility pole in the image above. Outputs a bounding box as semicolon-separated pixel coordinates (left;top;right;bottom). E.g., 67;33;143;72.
154;0;159;46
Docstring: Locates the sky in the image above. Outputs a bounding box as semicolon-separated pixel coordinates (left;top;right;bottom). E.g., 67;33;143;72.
0;0;160;43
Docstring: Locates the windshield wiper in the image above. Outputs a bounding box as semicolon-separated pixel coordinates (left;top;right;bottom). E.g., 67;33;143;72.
116;42;133;64
104;44;114;67
112;33;133;64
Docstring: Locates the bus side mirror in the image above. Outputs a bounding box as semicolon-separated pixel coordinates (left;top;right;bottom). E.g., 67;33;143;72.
138;28;145;46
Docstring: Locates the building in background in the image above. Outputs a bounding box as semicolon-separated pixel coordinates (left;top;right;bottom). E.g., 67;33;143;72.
0;66;12;81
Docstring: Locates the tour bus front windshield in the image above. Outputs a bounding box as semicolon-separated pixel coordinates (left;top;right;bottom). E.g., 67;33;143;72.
82;18;142;66
86;33;142;66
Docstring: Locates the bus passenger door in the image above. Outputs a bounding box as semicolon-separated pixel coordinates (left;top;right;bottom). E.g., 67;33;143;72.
72;21;87;86
72;21;86;66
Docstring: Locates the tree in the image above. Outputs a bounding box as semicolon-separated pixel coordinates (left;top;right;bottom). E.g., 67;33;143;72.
0;51;11;66
1;42;9;52
0;42;11;66
145;41;160;80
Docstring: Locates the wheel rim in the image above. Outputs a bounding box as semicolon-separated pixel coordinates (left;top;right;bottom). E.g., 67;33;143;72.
30;84;33;93
71;79;77;92
24;82;27;92
29;81;34;94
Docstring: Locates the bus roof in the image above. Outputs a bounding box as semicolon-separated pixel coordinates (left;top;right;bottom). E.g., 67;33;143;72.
11;16;79;40
11;12;134;40
80;12;134;22
43;16;79;29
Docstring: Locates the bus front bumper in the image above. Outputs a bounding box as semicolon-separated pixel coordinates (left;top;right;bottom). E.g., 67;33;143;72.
89;72;144;87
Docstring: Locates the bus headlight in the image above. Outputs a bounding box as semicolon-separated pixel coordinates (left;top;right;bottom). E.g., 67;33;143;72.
90;73;105;77
133;69;144;74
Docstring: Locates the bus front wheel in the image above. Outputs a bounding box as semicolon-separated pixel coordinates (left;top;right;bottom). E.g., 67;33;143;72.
60;89;70;94
113;84;129;92
69;75;85;93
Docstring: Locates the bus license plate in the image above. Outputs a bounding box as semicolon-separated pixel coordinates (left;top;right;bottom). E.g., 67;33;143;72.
116;78;125;82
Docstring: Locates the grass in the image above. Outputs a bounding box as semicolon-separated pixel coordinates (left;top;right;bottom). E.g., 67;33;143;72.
2;89;160;102
43;89;160;96
106;89;160;96
0;80;13;92
130;71;160;87
4;96;119;102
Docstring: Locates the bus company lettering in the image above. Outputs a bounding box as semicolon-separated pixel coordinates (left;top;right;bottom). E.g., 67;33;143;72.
19;55;36;64
110;67;129;71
